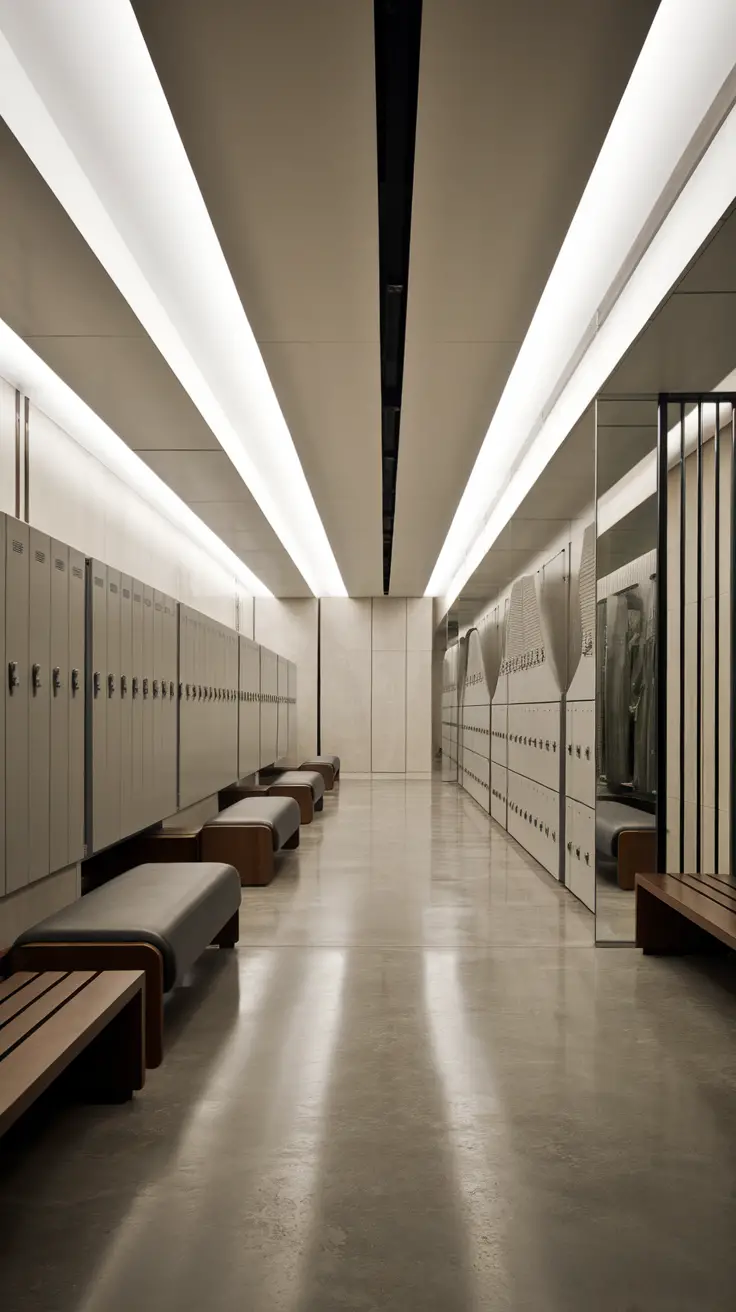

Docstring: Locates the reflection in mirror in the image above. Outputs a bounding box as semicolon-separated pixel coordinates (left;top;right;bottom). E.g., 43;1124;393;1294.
595;399;658;943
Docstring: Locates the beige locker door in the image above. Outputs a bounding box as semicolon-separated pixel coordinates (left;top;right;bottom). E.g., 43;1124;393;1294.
153;591;165;820
28;531;51;883
68;550;86;863
49;541;70;875
120;576;134;838
131;582;144;833
0;517;5;895
163;597;177;817
178;607;190;808
89;561;107;853
6;521;30;891
106;570;122;848
142;585;155;825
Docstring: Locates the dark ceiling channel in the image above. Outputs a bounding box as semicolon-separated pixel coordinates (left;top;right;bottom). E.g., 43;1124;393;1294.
374;0;423;594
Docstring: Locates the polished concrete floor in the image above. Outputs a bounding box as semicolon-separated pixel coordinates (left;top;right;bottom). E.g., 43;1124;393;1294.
2;778;736;1310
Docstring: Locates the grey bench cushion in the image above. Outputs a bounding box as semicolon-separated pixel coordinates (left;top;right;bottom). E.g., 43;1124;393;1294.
596;801;654;859
270;769;325;802
301;755;340;772
14;863;241;993
207;797;300;850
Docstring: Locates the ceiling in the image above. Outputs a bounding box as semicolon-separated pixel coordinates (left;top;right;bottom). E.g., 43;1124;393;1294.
0;0;672;601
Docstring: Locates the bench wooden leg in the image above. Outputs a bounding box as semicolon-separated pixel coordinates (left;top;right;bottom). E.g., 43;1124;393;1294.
201;825;275;886
71;990;146;1101
11;942;164;1070
636;883;710;954
212;908;240;949
269;785;314;825
283;828;300;850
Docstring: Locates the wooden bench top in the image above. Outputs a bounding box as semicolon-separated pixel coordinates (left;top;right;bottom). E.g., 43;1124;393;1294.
636;871;736;953
0;969;145;1135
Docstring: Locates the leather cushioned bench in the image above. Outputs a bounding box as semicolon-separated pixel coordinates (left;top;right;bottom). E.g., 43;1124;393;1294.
10;863;240;1069
596;800;656;891
299;755;340;790
266;769;325;824
201;796;300;886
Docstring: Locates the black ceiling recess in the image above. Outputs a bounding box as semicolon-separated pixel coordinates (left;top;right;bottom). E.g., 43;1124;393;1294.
374;0;423;594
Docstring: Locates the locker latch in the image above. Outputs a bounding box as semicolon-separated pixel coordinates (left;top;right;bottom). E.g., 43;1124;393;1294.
153;679;160;698
93;671;102;697
32;663;42;693
108;674;115;697
170;681;175;698
71;668;80;695
143;678;149;698
584;852;590;864
8;660;19;693
161;681;167;699
121;675;128;697
52;666;62;695
575;846;581;859
567;744;572;755
584;747;591;760
132;677;139;698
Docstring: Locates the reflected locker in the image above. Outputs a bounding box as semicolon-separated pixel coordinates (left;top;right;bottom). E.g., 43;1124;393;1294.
29;531;51;883
5;522;30;892
49;541;69;875
68;549;85;863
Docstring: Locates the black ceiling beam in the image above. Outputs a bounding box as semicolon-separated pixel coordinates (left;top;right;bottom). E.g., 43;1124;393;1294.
374;0;422;593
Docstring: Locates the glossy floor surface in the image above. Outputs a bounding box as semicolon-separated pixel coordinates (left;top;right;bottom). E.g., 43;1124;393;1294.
2;778;736;1310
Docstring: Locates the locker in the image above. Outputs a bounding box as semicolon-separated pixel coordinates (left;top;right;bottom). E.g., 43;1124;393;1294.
142;585;155;825
288;660;297;763
89;560;107;853
490;763;507;827
153;591;165;819
106;569;122;847
238;636;260;779
177;606;189;808
6;520;30;891
120;576;134;838
131;581;144;831
260;647;278;769
163;597;177;817
227;629;238;783
566;799;595;911
28;531;51;883
68;549;86;863
277;655;288;762
0;517;5;896
49;541;70;875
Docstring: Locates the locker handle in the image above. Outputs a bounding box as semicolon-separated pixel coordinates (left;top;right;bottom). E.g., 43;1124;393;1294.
32;663;43;693
8;660;20;693
567;744;572;755
143;678;149;698
584;747;591;760
108;674;115;697
153;679;160;698
52;666;62;695
161;682;168;699
567;841;572;851
179;683;184;699
584;852;590;864
170;681;175;698
575;846;581;859
132;677;139;698
575;746;581;757
93;671;102;697
71;667;81;694
121;675;128;697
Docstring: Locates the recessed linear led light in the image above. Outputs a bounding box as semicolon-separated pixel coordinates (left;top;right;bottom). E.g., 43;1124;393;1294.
0;317;273;598
425;0;736;613
0;1;346;598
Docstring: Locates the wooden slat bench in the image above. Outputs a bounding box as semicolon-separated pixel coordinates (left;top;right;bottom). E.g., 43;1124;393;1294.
0;969;145;1135
10;863;241;1069
636;871;736;954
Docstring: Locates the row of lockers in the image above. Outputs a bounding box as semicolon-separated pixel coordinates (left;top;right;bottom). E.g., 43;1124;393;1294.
490;763;507;826
461;746;489;811
0;520;86;898
565;700;595;808
565;798;595;911
0;512;298;896
90;564;179;854
506;769;560;879
506;703;561;791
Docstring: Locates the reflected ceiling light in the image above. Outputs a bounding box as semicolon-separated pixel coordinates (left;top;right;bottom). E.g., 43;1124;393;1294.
597;371;736;537
0;316;272;597
426;0;736;613
0;0;346;598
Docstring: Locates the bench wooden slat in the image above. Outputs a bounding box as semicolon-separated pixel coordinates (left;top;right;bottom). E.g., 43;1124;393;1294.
693;872;736;902
673;873;736;915
0;972;96;1060
0;970;145;1134
0;972;68;1028
0;972;39;1004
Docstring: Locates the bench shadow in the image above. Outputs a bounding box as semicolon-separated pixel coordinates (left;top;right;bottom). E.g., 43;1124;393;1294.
0;945;243;1312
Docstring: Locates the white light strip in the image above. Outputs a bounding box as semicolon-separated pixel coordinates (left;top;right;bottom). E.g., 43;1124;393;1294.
0;316;272;597
0;1;346;597
427;0;736;611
